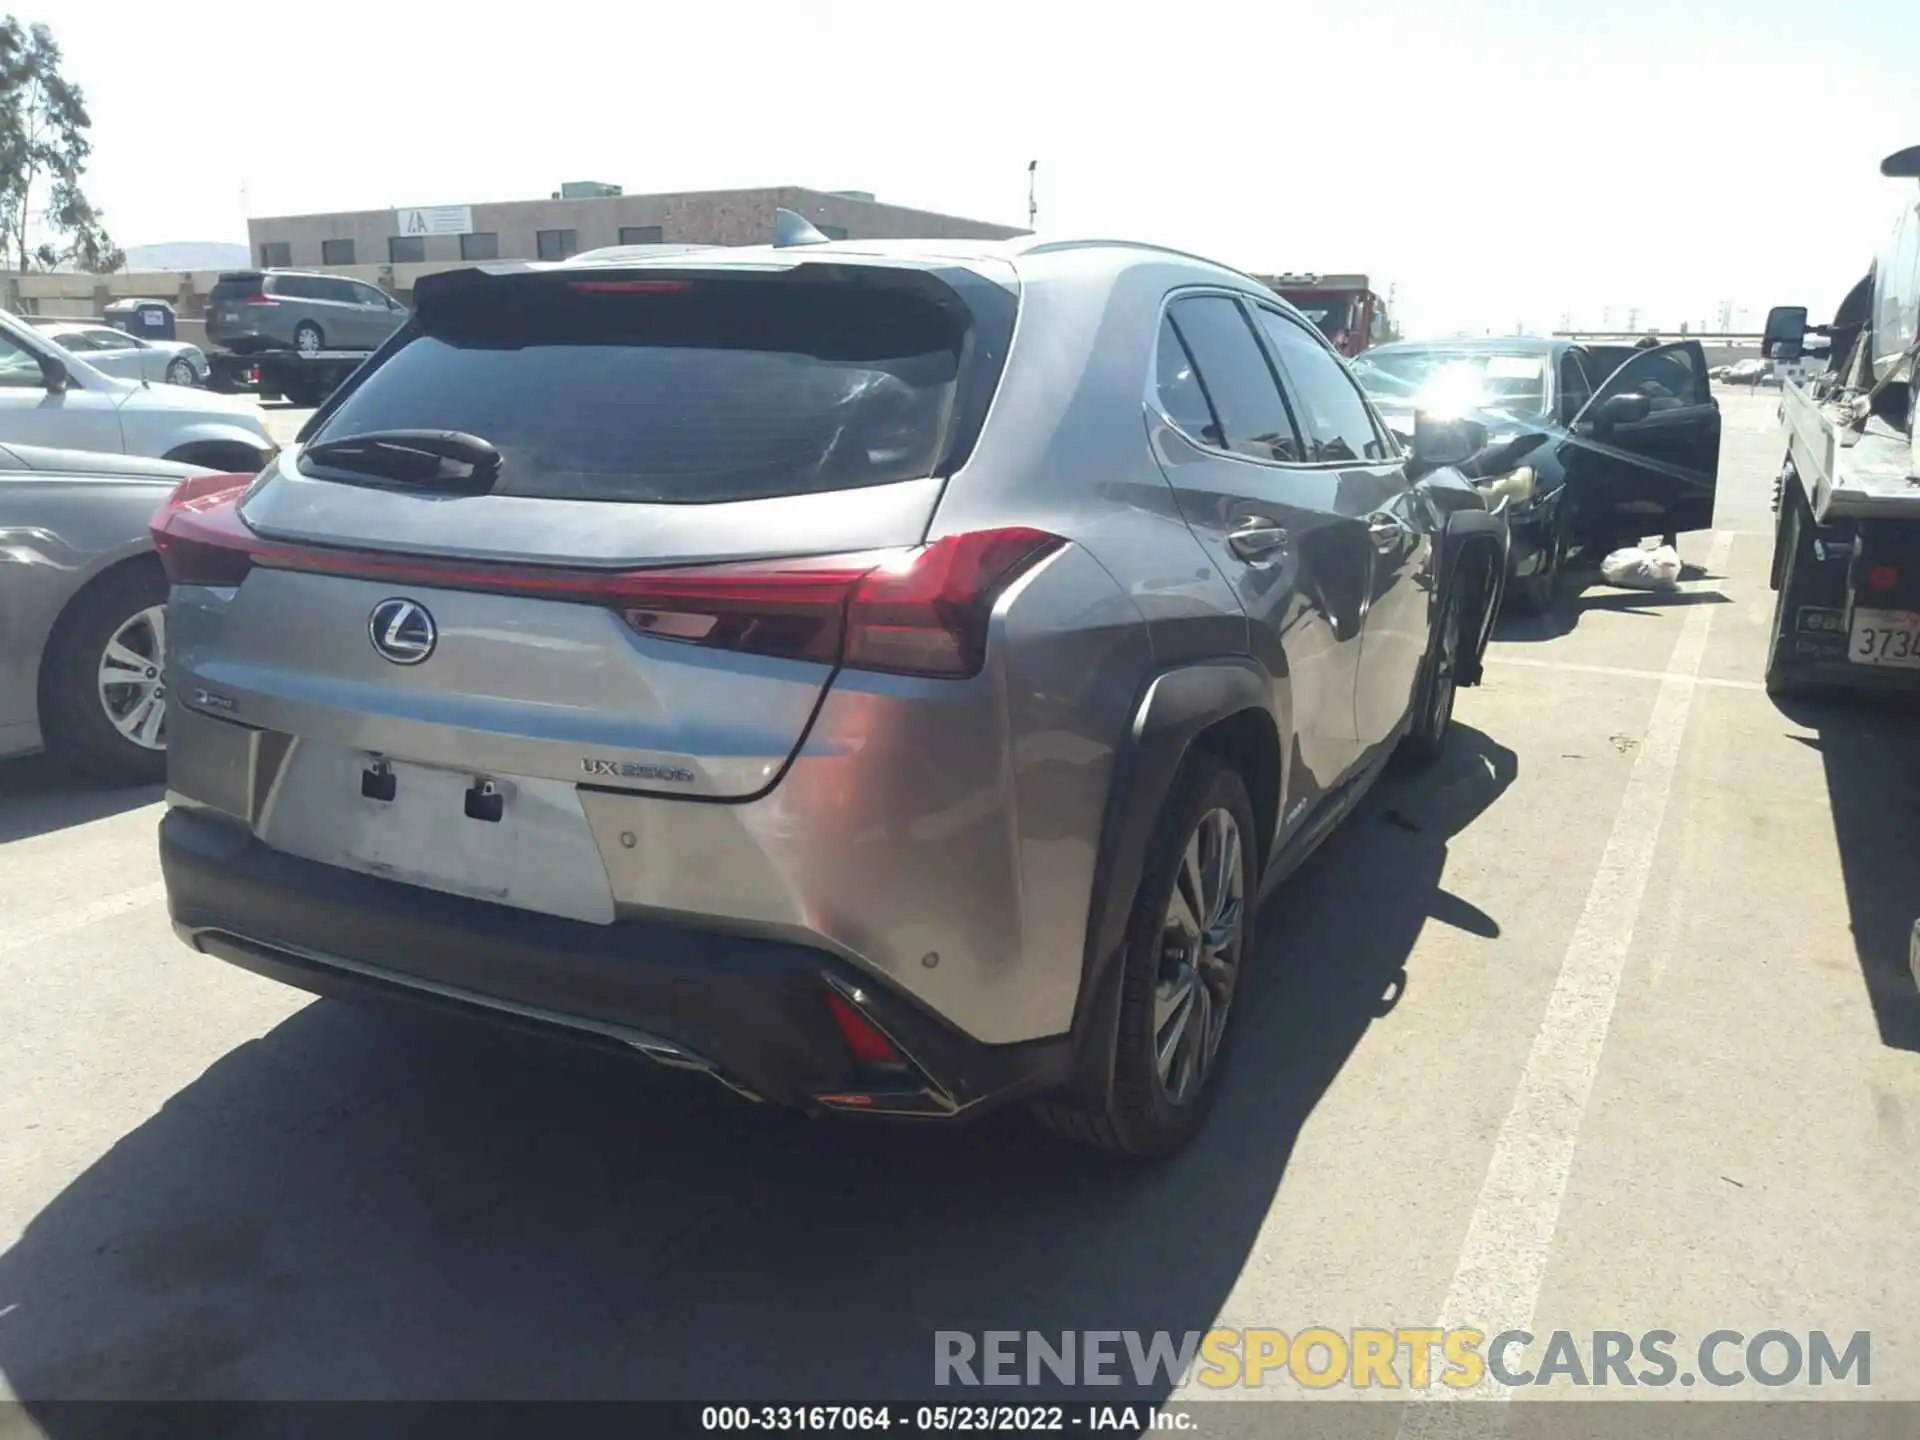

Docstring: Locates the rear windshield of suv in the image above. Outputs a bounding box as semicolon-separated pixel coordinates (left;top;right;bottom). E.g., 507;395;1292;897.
306;274;975;505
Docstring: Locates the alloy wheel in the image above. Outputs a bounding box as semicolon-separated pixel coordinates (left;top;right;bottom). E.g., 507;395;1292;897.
166;359;195;386
295;328;321;355
1152;805;1246;1105
98;604;168;750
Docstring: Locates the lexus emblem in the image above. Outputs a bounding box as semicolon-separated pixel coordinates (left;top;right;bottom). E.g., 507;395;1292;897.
367;598;437;665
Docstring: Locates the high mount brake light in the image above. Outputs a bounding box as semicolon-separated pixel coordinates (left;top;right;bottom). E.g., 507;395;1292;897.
565;279;693;294
147;480;1064;680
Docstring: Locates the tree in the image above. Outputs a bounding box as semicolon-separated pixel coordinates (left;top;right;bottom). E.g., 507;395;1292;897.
0;17;122;274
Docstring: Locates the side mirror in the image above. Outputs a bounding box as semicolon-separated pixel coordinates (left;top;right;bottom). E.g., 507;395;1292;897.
1597;392;1651;427
1762;305;1808;362
1409;412;1487;471
37;355;70;394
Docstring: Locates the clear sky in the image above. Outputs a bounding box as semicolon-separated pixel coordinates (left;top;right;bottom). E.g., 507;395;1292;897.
30;0;1920;338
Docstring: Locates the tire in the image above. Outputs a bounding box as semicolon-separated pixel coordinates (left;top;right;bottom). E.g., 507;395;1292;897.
293;322;324;356
40;563;170;786
1507;519;1563;617
1032;753;1258;1158
1399;569;1467;768
165;358;197;387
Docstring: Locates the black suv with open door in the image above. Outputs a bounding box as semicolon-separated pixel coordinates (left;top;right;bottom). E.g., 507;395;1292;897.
1350;337;1721;613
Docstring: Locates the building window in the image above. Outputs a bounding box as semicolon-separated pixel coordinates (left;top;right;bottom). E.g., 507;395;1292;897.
388;235;427;264
819;224;848;240
259;242;291;268
459;232;500;261
537;228;579;261
321;238;356;265
618;225;664;246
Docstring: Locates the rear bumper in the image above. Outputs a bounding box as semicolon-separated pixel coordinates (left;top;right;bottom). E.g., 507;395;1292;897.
160;807;1070;1118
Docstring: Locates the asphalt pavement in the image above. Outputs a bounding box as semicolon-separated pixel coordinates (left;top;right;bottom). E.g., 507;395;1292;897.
1;392;1915;1414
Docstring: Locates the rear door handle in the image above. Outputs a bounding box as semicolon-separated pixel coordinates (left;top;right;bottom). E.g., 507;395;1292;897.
1228;517;1289;564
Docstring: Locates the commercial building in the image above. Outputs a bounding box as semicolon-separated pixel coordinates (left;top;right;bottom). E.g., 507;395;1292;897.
246;184;1026;270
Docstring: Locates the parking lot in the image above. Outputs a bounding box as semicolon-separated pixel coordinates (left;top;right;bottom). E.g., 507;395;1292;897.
1;391;1916;1408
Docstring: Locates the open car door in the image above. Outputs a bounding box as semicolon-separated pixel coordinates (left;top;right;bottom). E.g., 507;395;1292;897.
1561;340;1720;549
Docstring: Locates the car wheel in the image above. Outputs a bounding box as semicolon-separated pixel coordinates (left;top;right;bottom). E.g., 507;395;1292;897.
1399;572;1466;768
41;563;170;786
1032;753;1257;1158
293;322;324;355
165;357;197;386
1507;524;1562;616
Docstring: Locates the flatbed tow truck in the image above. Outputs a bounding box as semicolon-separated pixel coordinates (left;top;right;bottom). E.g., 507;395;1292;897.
1760;144;1920;998
1763;142;1920;702
204;348;375;408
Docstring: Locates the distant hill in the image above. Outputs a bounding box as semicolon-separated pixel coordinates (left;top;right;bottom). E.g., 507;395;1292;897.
122;242;251;272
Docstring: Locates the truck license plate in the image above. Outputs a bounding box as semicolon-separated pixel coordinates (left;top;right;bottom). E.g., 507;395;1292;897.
1847;609;1920;668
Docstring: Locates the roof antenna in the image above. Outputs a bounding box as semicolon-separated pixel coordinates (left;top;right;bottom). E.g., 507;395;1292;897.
774;208;832;248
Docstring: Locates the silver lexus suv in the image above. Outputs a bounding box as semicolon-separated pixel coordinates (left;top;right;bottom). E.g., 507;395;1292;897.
155;232;1508;1156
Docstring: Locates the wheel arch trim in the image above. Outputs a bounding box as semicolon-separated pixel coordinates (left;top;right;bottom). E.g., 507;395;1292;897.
1062;655;1281;1103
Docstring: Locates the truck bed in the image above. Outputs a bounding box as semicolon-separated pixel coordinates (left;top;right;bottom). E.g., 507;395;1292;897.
1781;379;1920;521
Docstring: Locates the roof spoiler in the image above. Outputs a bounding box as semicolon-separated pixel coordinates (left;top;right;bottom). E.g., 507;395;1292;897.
1880;145;1920;178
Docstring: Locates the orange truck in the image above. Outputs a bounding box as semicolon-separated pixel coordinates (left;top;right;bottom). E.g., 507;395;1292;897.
1255;273;1392;358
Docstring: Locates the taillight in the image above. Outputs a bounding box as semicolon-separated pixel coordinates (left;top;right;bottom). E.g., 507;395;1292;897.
139;506;1064;679
149;474;258;586
843;527;1063;677
588;526;1061;676
617;526;1061;677
1866;564;1899;591
244;292;278;306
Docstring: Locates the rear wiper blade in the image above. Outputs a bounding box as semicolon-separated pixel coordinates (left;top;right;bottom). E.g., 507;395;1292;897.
299;430;501;494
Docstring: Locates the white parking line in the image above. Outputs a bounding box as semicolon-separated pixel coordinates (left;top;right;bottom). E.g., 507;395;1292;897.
0;882;166;959
1399;529;1735;1429
1492;656;1764;692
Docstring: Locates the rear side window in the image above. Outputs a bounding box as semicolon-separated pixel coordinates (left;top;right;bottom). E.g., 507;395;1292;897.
1249;308;1389;463
1153;316;1221;444
1165;295;1302;463
310;275;975;505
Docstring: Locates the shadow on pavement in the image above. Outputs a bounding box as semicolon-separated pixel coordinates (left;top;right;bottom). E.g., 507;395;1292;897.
0;729;1515;1410
1775;695;1920;1054
1494;575;1731;644
0;757;162;845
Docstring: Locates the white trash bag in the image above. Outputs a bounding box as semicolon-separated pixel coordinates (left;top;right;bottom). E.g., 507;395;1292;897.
1600;544;1683;591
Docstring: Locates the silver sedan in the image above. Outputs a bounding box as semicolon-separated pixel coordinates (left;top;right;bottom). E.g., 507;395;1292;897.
34;320;211;388
0;443;210;785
